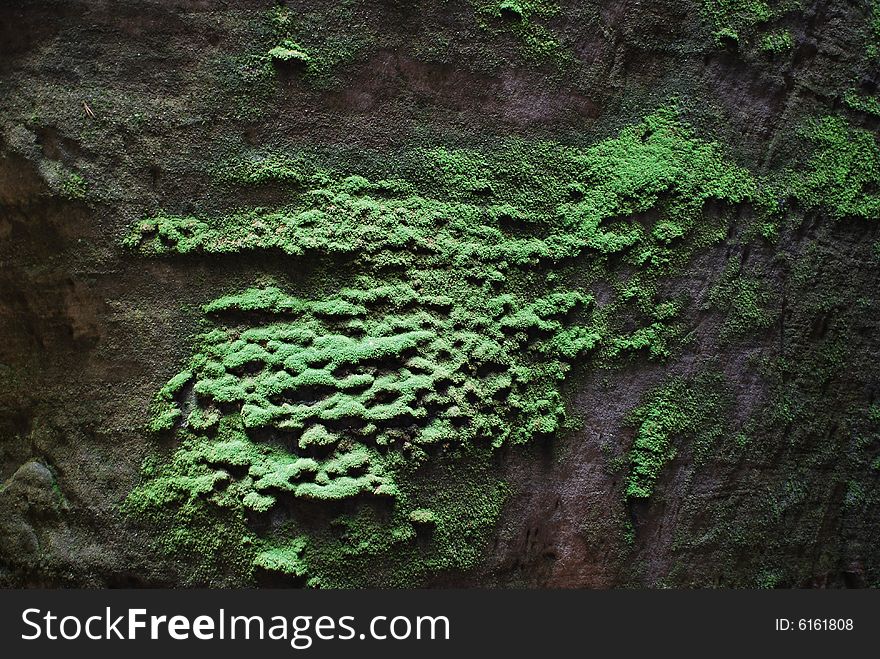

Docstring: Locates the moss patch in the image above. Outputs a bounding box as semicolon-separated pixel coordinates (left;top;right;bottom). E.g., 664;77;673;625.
124;107;789;585
625;371;730;500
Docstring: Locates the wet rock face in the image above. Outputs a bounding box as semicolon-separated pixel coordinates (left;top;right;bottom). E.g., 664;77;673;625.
1;1;879;587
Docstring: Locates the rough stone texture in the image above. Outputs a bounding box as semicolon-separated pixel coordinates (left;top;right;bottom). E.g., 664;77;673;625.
1;0;878;587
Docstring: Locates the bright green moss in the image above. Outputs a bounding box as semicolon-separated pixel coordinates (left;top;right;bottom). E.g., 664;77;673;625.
126;426;506;587
150;280;597;454
295;446;506;587
264;4;377;84
119;101;880;580
267;40;310;64
788;116;880;220
713;26;740;47
843;89;880;117
469;0;565;60
255;539;307;577
127;108;759;268
759;29;793;53
61;171;87;199
126;108;768;584
409;508;437;525
626;372;730;500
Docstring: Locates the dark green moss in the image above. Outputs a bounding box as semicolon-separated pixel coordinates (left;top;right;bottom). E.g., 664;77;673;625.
708;257;775;342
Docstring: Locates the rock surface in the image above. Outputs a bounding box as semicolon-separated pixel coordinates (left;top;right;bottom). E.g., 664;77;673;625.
1;0;878;587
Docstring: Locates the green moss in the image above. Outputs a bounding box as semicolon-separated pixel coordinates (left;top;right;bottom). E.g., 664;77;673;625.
713;27;740;47
843;90;880;118
128;107;759;267
148;280;597;453
126;424;506;586
264;4;377;85
759;29;793;54
122;435;260;584
788;116;880;220
866;404;880;425
61;171;87;199
868;0;880;59
268;40;310;65
703;0;773;39
255;539;307;577
708;257;775;342
126;107;769;584
409;508;437;525
469;1;566;61
756;569;783;588
703;1;805;52
625;372;730;500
